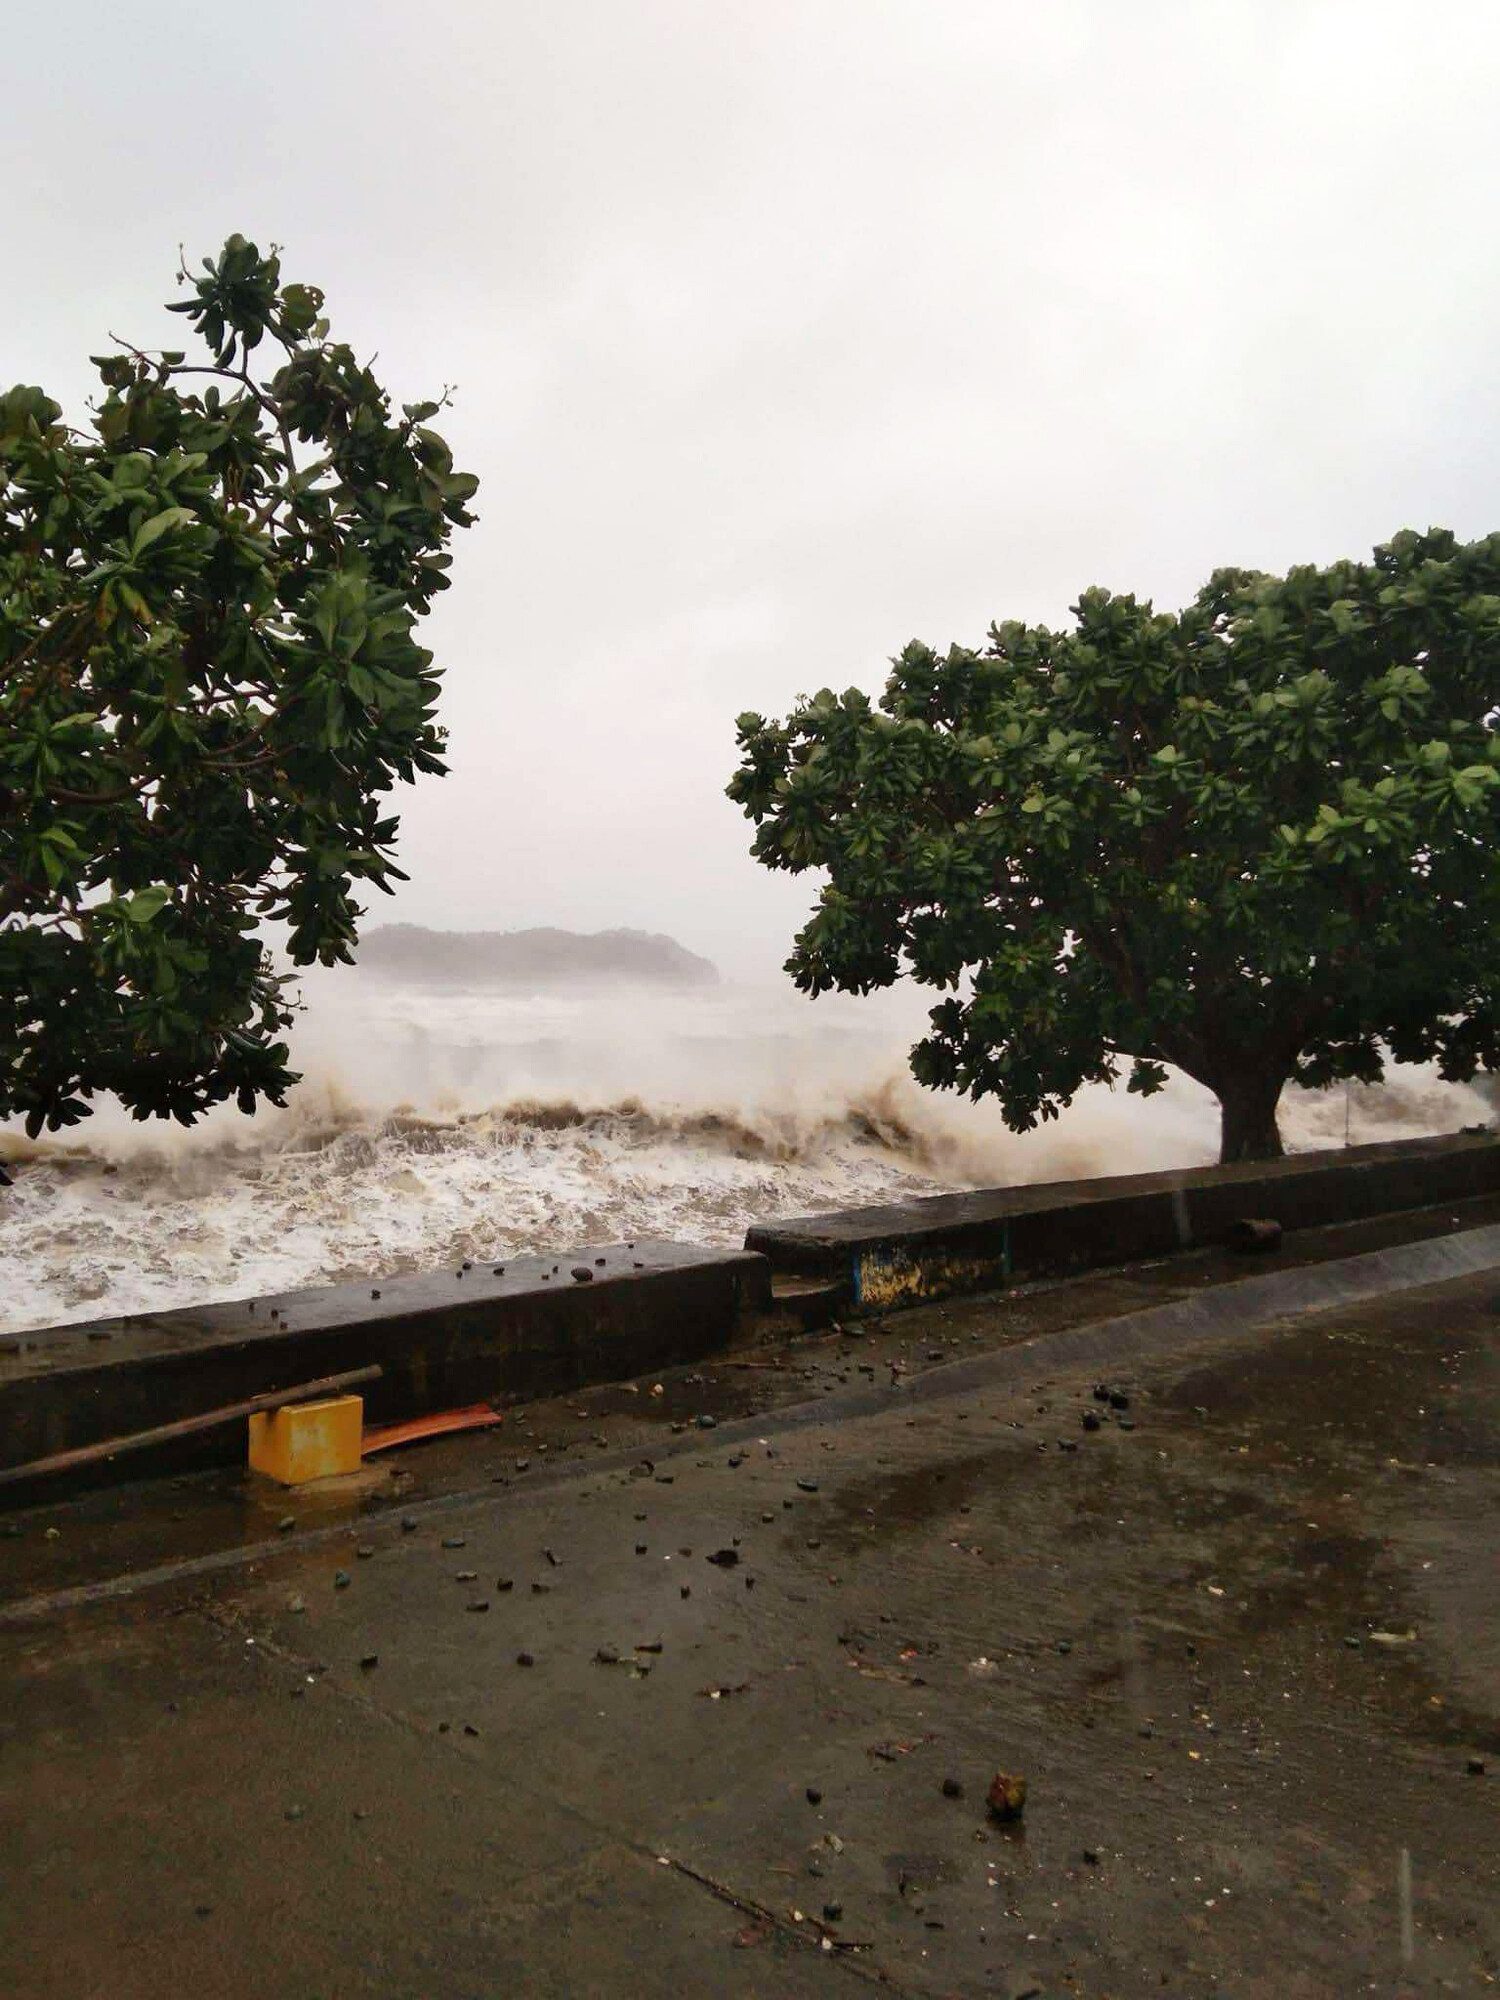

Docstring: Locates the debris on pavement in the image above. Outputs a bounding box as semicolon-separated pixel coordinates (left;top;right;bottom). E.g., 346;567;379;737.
986;1772;1028;1822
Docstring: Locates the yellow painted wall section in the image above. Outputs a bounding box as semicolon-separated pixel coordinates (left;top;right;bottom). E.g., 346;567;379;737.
856;1248;1008;1310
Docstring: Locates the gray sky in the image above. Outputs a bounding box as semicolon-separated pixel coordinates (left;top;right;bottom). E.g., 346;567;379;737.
6;1;1500;977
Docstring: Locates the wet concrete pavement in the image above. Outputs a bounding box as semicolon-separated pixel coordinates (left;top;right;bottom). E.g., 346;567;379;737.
1;1231;1497;1997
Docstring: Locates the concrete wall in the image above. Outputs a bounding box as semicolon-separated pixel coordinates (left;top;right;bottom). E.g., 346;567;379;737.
7;1130;1498;1495
0;1240;771;1484
746;1130;1500;1309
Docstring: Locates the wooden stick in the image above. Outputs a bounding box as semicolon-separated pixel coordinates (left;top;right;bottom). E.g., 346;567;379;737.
0;1364;383;1487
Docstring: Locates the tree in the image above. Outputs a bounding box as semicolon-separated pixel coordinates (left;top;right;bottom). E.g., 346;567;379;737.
1;236;477;1136
729;531;1500;1163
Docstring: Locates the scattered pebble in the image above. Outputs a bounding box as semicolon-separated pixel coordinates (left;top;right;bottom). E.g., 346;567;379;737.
986;1772;1028;1822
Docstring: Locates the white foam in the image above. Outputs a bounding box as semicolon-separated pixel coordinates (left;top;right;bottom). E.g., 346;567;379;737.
0;970;1487;1333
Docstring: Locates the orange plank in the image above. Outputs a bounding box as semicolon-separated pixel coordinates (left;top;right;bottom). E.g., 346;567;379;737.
362;1404;503;1454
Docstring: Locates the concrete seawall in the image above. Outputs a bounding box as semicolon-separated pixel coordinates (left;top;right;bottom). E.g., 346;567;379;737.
0;1240;769;1486
746;1129;1500;1306
4;1128;1497;1491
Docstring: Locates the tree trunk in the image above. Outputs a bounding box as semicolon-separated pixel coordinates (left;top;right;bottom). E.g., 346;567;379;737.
1216;1071;1286;1164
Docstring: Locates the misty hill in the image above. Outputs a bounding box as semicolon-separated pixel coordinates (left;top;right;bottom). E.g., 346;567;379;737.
355;924;719;990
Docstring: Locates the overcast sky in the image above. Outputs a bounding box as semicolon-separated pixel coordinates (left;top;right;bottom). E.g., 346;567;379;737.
6;1;1499;977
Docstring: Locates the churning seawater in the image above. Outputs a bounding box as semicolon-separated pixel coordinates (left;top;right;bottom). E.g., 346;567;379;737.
0;968;1488;1334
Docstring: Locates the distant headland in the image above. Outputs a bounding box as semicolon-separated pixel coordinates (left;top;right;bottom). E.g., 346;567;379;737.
354;924;720;990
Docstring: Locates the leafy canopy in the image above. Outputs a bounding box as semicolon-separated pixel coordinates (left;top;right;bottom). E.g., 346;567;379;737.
1;235;477;1135
729;531;1500;1157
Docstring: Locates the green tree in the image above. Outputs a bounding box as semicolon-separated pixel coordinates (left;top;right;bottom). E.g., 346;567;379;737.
1;236;477;1136
729;531;1500;1163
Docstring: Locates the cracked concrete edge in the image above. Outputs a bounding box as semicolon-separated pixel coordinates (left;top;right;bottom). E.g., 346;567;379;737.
4;1222;1497;1630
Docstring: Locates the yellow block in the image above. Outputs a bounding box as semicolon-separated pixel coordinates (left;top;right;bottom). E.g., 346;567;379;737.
248;1395;364;1485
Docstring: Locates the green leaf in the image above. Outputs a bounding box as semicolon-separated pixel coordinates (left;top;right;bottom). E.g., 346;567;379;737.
123;885;172;924
132;506;195;556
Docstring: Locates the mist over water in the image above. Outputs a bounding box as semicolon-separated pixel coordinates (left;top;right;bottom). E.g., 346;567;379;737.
1;967;1488;1335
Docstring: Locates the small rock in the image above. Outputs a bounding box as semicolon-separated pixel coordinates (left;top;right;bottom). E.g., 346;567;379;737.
463;1723;481;1737
596;1645;621;1665
707;1548;740;1567
356;1545;375;1561
284;1805;305;1822
359;1654;379;1672
941;1776;963;1798
1081;1410;1102;1432
441;1536;466;1551
286;1593;306;1615
333;1570;351;1590
570;1266;594;1283
401;1517;418;1533
496;1576;515;1592
1083;1847;1101;1865
696;1414;717;1430
467;1600;490;1614
796;1478;820;1494
986;1772;1028;1822
806;1787;823;1805
277;1516;296;1534
1467;1756;1487;1776
516;1651;534;1667
455;1570;477;1582
1109;1390;1130;1410
822;1901;843;1922
635;1543;648;1556
371;1289;381;1300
